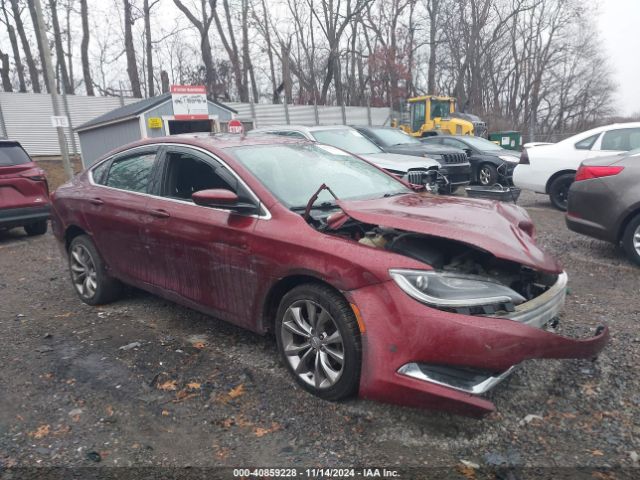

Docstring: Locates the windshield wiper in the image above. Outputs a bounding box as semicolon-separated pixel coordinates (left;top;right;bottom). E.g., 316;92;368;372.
383;191;408;198
302;184;339;221
291;201;337;212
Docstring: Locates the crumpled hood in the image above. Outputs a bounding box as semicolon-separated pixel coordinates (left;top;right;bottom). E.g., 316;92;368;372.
335;193;562;273
362;152;440;171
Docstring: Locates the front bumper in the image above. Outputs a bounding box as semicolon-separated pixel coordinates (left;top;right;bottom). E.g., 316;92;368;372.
0;205;51;229
347;273;609;416
439;163;471;186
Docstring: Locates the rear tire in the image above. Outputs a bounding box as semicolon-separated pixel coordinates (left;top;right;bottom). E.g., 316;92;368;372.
622;215;640;267
275;284;361;401
24;220;48;236
548;173;574;211
68;235;122;305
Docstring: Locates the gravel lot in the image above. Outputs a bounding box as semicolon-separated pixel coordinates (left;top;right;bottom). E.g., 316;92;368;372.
0;190;638;478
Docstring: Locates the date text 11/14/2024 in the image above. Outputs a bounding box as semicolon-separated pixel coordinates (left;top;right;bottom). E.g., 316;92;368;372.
232;468;400;478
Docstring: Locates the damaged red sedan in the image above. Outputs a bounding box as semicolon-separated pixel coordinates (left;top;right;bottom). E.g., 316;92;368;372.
50;135;608;416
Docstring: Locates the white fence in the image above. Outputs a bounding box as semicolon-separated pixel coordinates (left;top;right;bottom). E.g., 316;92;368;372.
226;102;392;128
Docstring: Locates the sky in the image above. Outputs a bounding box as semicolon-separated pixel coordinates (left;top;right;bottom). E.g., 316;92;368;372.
598;0;640;116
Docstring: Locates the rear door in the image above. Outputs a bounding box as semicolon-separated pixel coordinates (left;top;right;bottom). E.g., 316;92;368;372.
142;146;261;326
0;142;49;211
83;147;159;283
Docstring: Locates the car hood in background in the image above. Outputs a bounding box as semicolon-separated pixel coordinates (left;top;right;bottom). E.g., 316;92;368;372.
386;143;464;157
363;152;440;171
335;193;562;273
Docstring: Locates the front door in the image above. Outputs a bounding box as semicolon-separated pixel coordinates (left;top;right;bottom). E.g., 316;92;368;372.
143;146;261;326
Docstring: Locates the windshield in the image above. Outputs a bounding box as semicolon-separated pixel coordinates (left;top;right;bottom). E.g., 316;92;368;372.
461;136;504;151
430;100;451;118
230;144;410;209
0;143;31;166
311;129;382;155
369;128;422;147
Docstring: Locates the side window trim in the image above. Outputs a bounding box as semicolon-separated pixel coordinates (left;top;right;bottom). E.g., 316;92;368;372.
576;132;602;151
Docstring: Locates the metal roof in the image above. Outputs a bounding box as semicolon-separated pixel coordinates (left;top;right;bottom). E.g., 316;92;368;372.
75;93;238;132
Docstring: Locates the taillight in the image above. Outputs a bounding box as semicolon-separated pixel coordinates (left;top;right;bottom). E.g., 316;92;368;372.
519;149;529;165
575;165;624;182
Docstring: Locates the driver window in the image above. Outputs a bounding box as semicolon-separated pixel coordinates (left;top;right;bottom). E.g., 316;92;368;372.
163;151;232;201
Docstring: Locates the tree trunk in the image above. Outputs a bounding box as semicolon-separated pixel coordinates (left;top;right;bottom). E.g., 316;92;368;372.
79;0;94;95
259;0;278;103
48;0;73;93
160;70;169;93
65;1;74;90
0;49;13;92
2;18;26;92
426;0;439;94
12;0;41;92
26;0;50;93
123;0;142;97
143;0;154;97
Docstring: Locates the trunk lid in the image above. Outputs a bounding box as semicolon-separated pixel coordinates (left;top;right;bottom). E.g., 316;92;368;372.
335;193;561;273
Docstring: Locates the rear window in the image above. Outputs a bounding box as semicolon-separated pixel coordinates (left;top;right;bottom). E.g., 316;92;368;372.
0;143;32;166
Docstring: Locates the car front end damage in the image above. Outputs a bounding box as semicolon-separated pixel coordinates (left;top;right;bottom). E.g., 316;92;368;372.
309;193;609;416
347;269;608;417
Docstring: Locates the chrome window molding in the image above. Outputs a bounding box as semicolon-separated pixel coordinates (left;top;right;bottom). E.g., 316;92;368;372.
88;143;272;220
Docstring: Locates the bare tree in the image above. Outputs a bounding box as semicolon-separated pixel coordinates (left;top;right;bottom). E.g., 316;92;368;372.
143;0;158;96
48;0;73;93
1;0;26;91
0;48;13;91
173;0;217;96
79;0;93;94
11;0;41;92
123;0;142;97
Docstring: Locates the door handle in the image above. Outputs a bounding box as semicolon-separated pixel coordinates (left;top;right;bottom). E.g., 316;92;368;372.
148;209;170;218
89;197;104;206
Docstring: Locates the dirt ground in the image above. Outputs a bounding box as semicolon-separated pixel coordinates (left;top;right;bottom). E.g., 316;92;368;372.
0;190;638;479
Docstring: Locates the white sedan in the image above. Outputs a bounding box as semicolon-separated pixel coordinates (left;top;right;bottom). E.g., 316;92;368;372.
514;122;640;210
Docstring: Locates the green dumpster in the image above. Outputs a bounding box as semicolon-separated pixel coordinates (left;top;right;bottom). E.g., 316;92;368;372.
488;131;521;151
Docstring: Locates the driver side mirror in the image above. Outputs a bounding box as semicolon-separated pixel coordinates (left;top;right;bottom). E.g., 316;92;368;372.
192;189;257;213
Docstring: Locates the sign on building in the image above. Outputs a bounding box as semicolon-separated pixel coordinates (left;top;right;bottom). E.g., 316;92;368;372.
170;85;208;120
50;115;69;128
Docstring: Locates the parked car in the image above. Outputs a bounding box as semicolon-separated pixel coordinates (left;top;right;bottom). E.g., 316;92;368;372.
421;134;519;186
566;149;640;266
514;122;640;210
0;140;50;236
248;125;441;189
351;126;471;192
50;134;608;416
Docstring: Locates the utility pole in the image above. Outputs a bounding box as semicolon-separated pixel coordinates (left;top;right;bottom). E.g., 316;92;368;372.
33;0;73;180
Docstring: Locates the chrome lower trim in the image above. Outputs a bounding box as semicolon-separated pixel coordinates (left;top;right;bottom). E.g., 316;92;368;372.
496;271;568;328
398;363;516;395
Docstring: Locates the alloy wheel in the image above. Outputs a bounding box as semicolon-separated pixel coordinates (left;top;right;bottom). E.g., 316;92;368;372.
634;225;640;256
280;300;344;389
479;167;492;185
70;244;98;299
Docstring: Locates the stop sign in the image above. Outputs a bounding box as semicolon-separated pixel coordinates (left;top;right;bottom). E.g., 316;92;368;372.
228;119;244;134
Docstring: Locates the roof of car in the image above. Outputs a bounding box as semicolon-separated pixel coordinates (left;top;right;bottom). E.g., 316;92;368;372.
251;124;358;133
140;132;309;150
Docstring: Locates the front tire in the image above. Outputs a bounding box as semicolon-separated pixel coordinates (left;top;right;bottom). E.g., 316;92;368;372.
68;235;122;305
275;284;361;401
622;215;640;267
548;173;574;211
24;220;48;236
478;163;498;186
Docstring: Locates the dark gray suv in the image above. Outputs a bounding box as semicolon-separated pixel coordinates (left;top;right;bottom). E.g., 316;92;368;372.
566;149;640;265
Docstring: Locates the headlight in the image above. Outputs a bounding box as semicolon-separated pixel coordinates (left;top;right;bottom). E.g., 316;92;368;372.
389;269;526;308
499;155;519;164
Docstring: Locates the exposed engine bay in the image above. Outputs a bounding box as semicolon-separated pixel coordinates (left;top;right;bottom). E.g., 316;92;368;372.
311;212;558;316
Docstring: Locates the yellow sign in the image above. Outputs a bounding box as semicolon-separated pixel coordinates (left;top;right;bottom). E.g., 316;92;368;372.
148;117;162;129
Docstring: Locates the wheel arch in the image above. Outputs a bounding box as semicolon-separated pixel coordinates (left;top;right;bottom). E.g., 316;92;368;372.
617;206;640;242
261;274;345;333
64;225;87;251
545;169;576;194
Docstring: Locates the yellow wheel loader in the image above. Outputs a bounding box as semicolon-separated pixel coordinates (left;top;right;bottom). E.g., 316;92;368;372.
396;96;487;138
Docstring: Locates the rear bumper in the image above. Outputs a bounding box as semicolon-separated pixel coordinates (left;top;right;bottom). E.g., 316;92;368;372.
440;163;471;186
348;276;609;417
0;205;50;229
566;181;619;243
